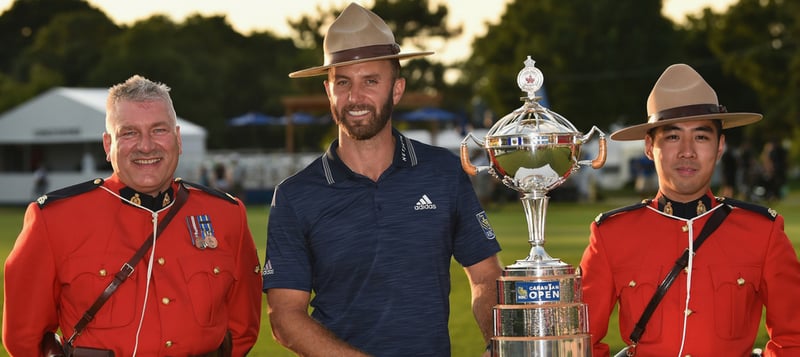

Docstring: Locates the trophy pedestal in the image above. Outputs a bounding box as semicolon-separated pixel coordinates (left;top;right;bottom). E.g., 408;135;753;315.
490;263;592;356
460;56;604;357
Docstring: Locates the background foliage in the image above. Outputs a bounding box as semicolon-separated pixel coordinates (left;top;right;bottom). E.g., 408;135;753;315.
0;0;798;157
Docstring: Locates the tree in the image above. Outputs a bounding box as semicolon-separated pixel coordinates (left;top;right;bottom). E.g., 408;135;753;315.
18;10;120;86
461;0;682;132
679;7;763;145
706;0;799;148
85;14;302;149
0;0;102;76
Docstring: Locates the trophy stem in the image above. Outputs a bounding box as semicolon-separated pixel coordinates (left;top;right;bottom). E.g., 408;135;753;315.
510;191;567;268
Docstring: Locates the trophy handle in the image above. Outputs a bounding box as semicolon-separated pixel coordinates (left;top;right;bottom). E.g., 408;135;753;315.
460;133;489;176
591;136;607;169
578;126;607;169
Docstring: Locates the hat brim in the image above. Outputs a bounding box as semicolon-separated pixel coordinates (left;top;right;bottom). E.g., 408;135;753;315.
610;112;763;141
289;51;434;78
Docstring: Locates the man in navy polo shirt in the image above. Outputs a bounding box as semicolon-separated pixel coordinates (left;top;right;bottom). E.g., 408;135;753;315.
262;3;502;357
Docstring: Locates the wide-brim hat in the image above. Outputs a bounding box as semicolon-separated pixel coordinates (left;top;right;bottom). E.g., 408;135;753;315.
289;2;433;78
610;63;762;141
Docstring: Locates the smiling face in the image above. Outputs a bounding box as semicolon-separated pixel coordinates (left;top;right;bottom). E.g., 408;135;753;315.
324;59;405;141
103;99;182;196
645;120;724;202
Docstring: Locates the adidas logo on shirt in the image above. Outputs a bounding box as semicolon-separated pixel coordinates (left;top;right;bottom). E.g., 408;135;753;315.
414;194;437;210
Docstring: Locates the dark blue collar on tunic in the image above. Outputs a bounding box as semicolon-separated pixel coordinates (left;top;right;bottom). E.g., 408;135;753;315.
655;192;714;219
119;186;175;211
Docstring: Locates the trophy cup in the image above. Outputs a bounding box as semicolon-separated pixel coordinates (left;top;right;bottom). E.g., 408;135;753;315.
461;56;606;356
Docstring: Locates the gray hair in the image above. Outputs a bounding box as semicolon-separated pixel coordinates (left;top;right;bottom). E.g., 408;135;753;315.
105;75;177;132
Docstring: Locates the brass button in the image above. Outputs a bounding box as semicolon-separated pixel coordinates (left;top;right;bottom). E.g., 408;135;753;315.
628;280;636;287
685;309;693;316
213;267;221;275
165;340;173;348
681;225;689;232
99;269;107;277
161;297;170;305
737;277;746;286
254;265;261;274
683;267;689;274
157;257;166;265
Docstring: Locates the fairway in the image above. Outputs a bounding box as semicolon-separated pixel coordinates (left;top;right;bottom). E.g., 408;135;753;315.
1;190;799;356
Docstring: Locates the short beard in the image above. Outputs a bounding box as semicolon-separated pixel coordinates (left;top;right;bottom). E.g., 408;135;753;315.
332;93;394;141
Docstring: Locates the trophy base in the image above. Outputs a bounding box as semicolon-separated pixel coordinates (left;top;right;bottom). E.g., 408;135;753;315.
491;335;592;356
494;303;588;336
492;261;590;357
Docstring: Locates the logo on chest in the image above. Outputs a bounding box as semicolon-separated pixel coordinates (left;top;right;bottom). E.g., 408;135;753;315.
414;194;437;210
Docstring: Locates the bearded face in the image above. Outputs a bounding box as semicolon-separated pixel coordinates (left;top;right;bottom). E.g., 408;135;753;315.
331;91;394;140
325;60;403;141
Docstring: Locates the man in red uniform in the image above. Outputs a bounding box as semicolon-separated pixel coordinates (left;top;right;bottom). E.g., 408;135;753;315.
580;64;800;356
3;75;262;356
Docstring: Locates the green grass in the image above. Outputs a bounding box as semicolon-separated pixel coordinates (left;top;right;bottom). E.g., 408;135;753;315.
2;190;799;356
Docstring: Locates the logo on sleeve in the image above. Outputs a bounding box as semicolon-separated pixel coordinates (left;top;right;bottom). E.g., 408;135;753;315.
263;259;274;276
476;211;496;240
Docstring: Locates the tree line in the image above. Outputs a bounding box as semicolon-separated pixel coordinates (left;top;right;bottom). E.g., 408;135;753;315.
0;0;797;160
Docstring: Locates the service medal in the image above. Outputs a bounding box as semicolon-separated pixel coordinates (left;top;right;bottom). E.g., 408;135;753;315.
185;215;206;250
194;236;207;249
204;235;218;249
198;214;218;249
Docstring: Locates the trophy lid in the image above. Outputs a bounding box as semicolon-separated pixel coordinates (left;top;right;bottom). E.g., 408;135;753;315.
487;56;580;146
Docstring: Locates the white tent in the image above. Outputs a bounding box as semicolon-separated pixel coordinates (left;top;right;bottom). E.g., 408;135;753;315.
0;87;207;204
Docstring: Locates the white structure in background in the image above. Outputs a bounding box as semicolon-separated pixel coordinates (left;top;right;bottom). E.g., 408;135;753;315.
0;87;207;205
587;133;645;190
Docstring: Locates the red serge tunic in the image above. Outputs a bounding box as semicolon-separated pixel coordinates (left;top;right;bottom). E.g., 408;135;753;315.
580;192;800;357
3;175;262;356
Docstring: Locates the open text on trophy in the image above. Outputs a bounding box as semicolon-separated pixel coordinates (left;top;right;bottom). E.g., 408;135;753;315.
461;56;606;356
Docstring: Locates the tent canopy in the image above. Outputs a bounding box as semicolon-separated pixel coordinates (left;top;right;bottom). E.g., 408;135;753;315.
227;112;282;126
0;87;207;144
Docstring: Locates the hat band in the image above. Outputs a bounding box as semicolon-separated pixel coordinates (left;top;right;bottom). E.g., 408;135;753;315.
649;104;728;123
328;44;401;65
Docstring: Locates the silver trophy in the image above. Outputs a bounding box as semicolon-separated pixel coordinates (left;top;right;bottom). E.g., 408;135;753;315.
461;56;606;356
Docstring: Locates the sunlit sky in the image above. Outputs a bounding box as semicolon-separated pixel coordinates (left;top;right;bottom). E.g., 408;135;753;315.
0;0;736;64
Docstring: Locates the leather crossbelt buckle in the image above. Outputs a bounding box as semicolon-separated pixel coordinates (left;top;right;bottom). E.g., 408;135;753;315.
119;263;135;278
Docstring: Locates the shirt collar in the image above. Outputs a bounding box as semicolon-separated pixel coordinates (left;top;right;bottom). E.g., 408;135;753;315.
106;174;177;210
322;128;418;184
653;190;716;219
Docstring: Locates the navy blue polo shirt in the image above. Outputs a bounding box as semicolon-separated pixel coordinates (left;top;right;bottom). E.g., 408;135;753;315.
263;129;501;356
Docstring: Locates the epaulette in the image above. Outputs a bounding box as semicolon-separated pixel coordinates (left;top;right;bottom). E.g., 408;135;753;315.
594;199;650;225
37;178;104;208
716;196;778;221
178;178;239;205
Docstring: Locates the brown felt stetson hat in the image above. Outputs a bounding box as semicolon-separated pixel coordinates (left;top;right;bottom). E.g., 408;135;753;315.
288;2;433;78
610;63;762;141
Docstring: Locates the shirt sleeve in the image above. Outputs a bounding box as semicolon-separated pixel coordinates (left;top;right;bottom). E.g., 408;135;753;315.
762;215;800;355
580;222;615;357
262;185;313;292
3;203;60;356
452;168;501;267
227;200;263;356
